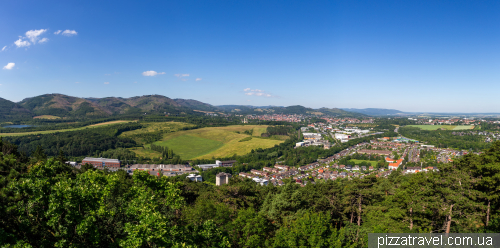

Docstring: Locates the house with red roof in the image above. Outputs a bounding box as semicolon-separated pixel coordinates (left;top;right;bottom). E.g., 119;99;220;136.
388;159;403;170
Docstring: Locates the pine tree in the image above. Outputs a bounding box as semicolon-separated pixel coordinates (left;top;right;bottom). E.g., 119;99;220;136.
33;145;47;162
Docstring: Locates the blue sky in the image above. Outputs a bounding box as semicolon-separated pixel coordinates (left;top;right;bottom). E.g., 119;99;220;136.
1;0;499;112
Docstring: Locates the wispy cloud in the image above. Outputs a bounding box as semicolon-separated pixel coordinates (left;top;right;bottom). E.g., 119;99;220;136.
13;29;51;48
14;38;30;48
3;63;15;70
104;73;111;76
174;74;190;81
1;46;6;51
25;29;47;43
243;88;273;97
54;30;62;35
62;30;78;36
142;71;166;76
104;82;109;84
195;78;202;81
75;82;80;84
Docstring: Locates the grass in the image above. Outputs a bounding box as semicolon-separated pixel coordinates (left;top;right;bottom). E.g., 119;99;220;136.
33;115;61;119
128;147;163;159
350;159;378;166
88;120;134;127
0;120;136;137
453;125;475;130
154;135;224;159
144;125;285;160
120;122;194;142
407;125;456;130
252;126;268;137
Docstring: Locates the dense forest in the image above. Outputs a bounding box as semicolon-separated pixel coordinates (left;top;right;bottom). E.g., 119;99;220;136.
3;123;142;158
2;136;500;247
399;126;490;151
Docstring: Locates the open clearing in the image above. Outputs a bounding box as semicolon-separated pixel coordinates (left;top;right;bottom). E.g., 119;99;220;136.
0;120;135;137
154;135;224;159
33;115;61;119
452;125;475;130
407;125;474;131
88;120;135;127
120;122;195;143
350;159;378;166
145;125;285;160
129;147;163;159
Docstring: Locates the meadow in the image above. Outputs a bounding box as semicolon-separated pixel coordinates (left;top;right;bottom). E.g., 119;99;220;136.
407;125;474;131
0;120;136;137
33;115;61;119
350;159;378;166
145;125;285;160
120;121;194;143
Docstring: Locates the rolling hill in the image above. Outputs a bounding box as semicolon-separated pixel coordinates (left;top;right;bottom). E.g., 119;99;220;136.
20;94;110;117
2;93;365;120
17;94;217;118
0;97;32;121
217;105;364;117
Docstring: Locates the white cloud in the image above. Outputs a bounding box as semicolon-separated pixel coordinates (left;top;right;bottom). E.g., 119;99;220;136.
1;46;6;51
25;29;47;43
174;73;190;81
14;38;30;47
39;38;49;43
3;63;15;70
243;88;273;97
142;71;166;76
196;78;202;81
54;30;62;35
104;82;109;84
104;73;111;76
62;30;77;36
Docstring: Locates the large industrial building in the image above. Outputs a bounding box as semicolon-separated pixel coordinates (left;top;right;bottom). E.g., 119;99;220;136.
82;157;121;169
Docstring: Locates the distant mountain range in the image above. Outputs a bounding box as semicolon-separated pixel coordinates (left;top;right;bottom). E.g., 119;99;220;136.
0;94;362;121
217;105;362;117
341;108;500;117
3;94;500;122
340;108;405;116
0;94;218;120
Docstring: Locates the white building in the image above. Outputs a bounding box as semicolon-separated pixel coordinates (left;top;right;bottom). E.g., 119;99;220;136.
334;133;350;143
197;160;222;170
186;174;203;182
252;177;269;186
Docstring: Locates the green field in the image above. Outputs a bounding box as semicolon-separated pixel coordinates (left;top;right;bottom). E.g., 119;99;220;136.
0;120;136;137
153;135;224;159
120;122;195;143
130;147;163;159
453;125;475;130
138;125;285;160
350;159;377;166
407;125;474;131
33;115;61;119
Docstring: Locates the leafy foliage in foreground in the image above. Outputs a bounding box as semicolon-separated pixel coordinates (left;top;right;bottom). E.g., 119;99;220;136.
2;139;500;247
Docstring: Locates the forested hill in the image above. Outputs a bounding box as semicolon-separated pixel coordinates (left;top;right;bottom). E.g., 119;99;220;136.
0;97;32;121
2;93;364;120
16;94;219;118
217;105;365;117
